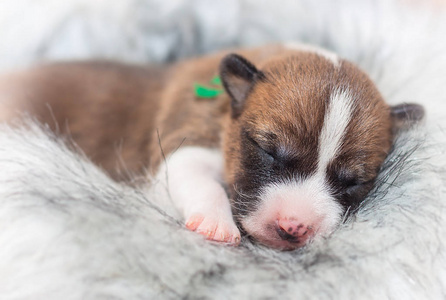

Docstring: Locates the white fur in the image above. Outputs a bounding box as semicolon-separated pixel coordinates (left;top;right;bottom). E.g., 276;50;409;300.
0;0;446;299
243;176;343;239
154;146;240;243
284;41;340;66
318;89;354;173
155;146;232;220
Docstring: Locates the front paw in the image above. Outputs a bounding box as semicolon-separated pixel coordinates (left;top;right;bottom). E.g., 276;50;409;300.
185;212;241;246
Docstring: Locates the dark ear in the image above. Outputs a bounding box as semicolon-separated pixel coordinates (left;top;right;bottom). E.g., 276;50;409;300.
219;54;264;118
391;103;425;131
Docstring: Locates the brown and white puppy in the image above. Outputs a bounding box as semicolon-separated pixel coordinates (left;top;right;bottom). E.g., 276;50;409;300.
0;44;424;250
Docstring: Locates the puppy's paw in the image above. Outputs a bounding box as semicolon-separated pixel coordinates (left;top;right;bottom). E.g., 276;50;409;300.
186;213;241;246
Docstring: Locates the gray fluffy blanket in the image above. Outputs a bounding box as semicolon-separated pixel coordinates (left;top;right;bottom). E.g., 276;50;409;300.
0;0;445;299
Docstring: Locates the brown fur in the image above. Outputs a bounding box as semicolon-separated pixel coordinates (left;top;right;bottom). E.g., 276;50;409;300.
0;61;167;180
331;61;392;183
0;45;392;189
222;51;392;200
0;46;286;179
149;45;285;170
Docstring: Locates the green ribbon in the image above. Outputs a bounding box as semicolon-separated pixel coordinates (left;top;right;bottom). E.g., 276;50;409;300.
194;75;224;98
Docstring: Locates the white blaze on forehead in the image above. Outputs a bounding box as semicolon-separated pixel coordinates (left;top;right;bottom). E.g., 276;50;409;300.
318;89;355;173
284;42;340;67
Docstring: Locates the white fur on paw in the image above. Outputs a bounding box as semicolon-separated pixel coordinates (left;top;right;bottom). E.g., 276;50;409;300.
185;212;241;245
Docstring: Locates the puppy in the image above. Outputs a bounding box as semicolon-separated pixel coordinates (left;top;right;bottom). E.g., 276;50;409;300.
0;44;424;250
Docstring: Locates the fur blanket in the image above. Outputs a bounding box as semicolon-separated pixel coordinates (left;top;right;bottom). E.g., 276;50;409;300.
0;0;445;299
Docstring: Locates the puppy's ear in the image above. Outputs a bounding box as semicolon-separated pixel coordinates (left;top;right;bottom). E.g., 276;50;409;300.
220;54;264;118
391;103;425;131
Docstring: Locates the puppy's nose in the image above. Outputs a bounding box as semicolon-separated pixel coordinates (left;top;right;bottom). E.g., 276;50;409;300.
276;219;312;243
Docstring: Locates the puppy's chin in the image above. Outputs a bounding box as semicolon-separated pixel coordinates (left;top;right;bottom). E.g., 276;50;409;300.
238;179;344;250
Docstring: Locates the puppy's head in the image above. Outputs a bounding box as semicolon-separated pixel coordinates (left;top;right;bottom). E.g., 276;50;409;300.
220;49;424;250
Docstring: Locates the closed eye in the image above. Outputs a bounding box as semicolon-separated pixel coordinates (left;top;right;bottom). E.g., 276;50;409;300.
334;170;370;189
340;177;374;193
246;134;276;160
343;177;359;188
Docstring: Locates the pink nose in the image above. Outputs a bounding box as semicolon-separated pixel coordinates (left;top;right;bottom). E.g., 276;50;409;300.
276;219;313;244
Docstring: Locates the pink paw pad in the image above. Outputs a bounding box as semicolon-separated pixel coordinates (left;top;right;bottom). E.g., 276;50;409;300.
185;213;241;246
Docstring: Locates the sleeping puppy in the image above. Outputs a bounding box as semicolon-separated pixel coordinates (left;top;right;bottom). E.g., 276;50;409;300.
0;44;424;250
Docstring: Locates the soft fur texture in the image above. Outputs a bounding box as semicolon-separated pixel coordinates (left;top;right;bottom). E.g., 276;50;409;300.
1;0;446;299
